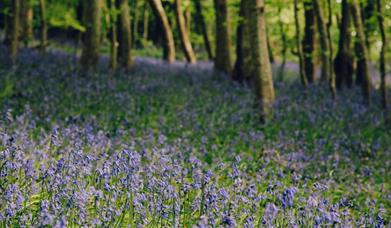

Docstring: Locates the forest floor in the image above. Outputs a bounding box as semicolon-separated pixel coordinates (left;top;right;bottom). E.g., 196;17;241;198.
0;47;390;226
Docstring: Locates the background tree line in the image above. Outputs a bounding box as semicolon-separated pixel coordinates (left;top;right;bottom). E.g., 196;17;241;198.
0;0;389;121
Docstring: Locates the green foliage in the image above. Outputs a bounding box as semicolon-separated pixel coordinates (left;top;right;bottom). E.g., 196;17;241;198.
47;2;85;31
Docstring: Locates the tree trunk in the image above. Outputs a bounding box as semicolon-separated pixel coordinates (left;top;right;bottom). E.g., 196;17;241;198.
80;0;102;69
117;0;133;68
184;4;191;34
175;0;196;64
277;6;287;82
214;0;232;74
326;0;336;99
232;0;252;83
21;0;33;47
266;33;274;64
9;0;20;64
246;0;275;120
109;0;118;70
313;0;331;83
302;0;315;83
362;0;375;52
194;0;213;60
143;2;149;40
148;0;176;63
39;0;48;53
294;0;308;87
376;0;388;117
132;0;139;48
334;0;354;89
351;0;371;104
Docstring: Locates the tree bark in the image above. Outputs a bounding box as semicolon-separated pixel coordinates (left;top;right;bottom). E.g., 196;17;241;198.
148;0;176;63
80;0;102;69
108;0;118;70
334;0;354;89
21;0;33;47
132;0;139;48
214;0;232;74
143;2;149;41
326;0;336;99
266;33;274;64
313;0;331;83
277;6;287;82
294;0;308;87
117;0;133;68
302;0;315;83
351;0;371;104
232;0;252;83
246;0;275;120
39;0;48;53
194;0;213;60
375;0;388;117
184;4;191;34
9;0;20;64
175;0;196;64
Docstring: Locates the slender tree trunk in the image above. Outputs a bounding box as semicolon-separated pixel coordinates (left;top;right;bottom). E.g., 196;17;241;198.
21;0;33;47
362;0;375;52
214;0;232;74
376;0;388;118
278;6;287;82
266;33;274;64
184;4;191;34
194;0;213;60
175;0;196;64
351;0;371;104
326;0;336;99
294;0;308;87
334;0;354;89
80;0;102;69
313;0;331;84
232;0;252;83
117;0;133;68
148;0;176;63
302;0;315;83
9;0;20;64
246;0;275;120
132;0;139;47
39;0;48;53
143;2;149;40
109;0;118;70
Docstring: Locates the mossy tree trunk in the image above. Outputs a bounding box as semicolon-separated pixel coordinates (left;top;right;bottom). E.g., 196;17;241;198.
277;6;287;82
194;0;213;60
9;0;20;64
214;0;232;74
313;0;331;84
108;0;118;70
302;0;315;83
117;0;133;68
143;2;149;40
350;0;371;104
80;0;102;69
334;0;354;89
294;0;308;87
175;0;196;64
232;0;252;83
326;0;336;99
21;0;33;47
375;0;387;117
246;0;275;120
148;0;176;63
132;0;139;48
39;0;48;53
